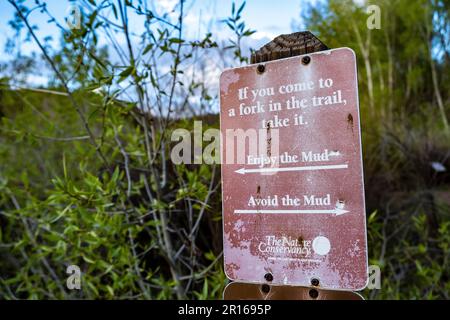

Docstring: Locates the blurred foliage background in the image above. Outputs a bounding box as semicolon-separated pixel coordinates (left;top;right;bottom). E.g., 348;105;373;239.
0;0;449;299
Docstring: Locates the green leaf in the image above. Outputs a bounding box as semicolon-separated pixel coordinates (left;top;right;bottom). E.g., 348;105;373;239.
118;66;135;83
111;3;118;19
88;10;98;27
243;29;256;36
237;1;246;17
368;210;378;224
88;51;107;69
87;281;99;296
111;166;120;182
106;285;114;296
82;255;95;264
62;153;68;180
143;43;154;55
50;204;71;223
119;66;134;78
205;251;215;261
202;279;208;299
169;38;184;44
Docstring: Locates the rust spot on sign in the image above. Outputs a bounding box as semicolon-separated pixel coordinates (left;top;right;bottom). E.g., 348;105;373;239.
297;236;304;247
347;113;354;132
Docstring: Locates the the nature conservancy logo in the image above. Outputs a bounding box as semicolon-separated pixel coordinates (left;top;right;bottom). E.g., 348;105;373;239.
258;235;312;258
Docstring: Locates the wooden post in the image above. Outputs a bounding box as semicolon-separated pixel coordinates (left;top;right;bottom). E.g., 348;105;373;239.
250;31;328;64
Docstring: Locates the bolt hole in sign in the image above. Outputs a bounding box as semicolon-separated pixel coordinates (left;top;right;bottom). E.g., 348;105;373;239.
219;48;368;290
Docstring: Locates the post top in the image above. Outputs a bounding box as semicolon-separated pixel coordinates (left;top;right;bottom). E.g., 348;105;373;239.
250;31;328;64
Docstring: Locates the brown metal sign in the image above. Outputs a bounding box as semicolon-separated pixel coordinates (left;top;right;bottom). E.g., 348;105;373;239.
223;282;364;300
220;48;368;290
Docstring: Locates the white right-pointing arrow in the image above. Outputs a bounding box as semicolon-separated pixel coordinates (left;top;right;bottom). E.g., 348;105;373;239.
234;208;349;216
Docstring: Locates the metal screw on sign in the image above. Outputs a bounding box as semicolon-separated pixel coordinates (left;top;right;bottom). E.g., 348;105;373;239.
264;272;273;282
256;64;265;74
302;56;311;65
309;289;319;299
261;284;271;294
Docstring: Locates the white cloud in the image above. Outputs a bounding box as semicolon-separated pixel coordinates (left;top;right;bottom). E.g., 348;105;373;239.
251;31;276;41
157;0;178;12
25;74;50;87
353;0;366;7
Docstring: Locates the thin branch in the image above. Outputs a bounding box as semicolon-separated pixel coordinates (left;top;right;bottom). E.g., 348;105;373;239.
30;134;91;142
114;127;132;197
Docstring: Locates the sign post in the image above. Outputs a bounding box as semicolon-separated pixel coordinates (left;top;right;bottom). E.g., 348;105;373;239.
223;282;364;300
220;32;368;291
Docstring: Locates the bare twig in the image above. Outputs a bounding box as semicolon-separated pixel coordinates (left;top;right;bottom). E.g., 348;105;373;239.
114;127;132;197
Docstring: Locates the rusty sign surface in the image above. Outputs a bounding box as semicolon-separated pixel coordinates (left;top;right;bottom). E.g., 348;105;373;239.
223;282;364;300
220;48;368;290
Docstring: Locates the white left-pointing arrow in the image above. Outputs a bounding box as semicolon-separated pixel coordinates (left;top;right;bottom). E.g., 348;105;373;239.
235;164;348;175
234;208;349;216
